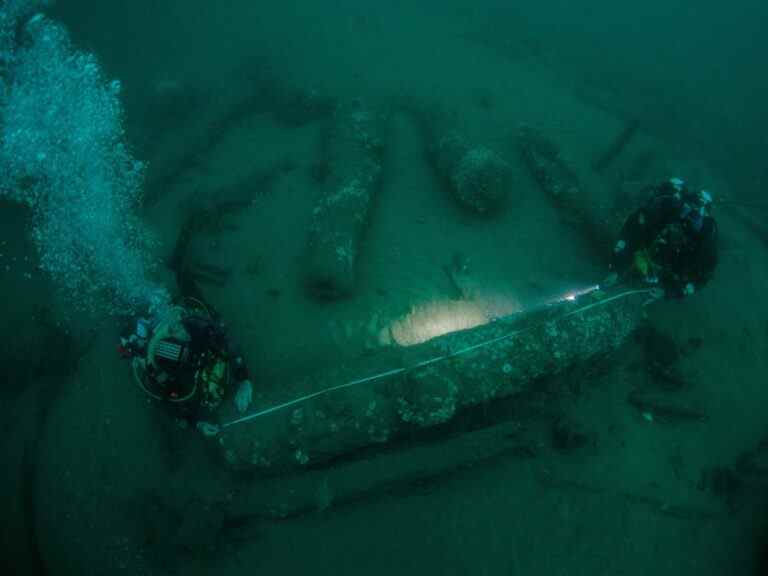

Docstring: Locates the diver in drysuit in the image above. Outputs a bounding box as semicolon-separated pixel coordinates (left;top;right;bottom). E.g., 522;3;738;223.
119;300;253;436
610;178;718;298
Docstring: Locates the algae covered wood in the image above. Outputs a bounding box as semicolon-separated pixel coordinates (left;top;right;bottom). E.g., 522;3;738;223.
217;286;648;472
401;100;512;215
432;130;513;215
518;125;618;261
303;102;385;299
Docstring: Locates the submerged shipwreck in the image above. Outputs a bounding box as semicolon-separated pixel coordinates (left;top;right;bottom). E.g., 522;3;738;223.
166;107;660;518
210;283;651;518
138;54;711;524
219;285;649;472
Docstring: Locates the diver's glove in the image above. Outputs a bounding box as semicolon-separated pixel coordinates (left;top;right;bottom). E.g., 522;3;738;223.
235;379;253;413
197;421;221;437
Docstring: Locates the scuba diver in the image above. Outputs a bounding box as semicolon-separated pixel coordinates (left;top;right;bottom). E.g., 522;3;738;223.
118;299;253;436
609;178;718;298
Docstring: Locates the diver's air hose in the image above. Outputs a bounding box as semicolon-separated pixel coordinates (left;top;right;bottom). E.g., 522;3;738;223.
221;287;654;431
